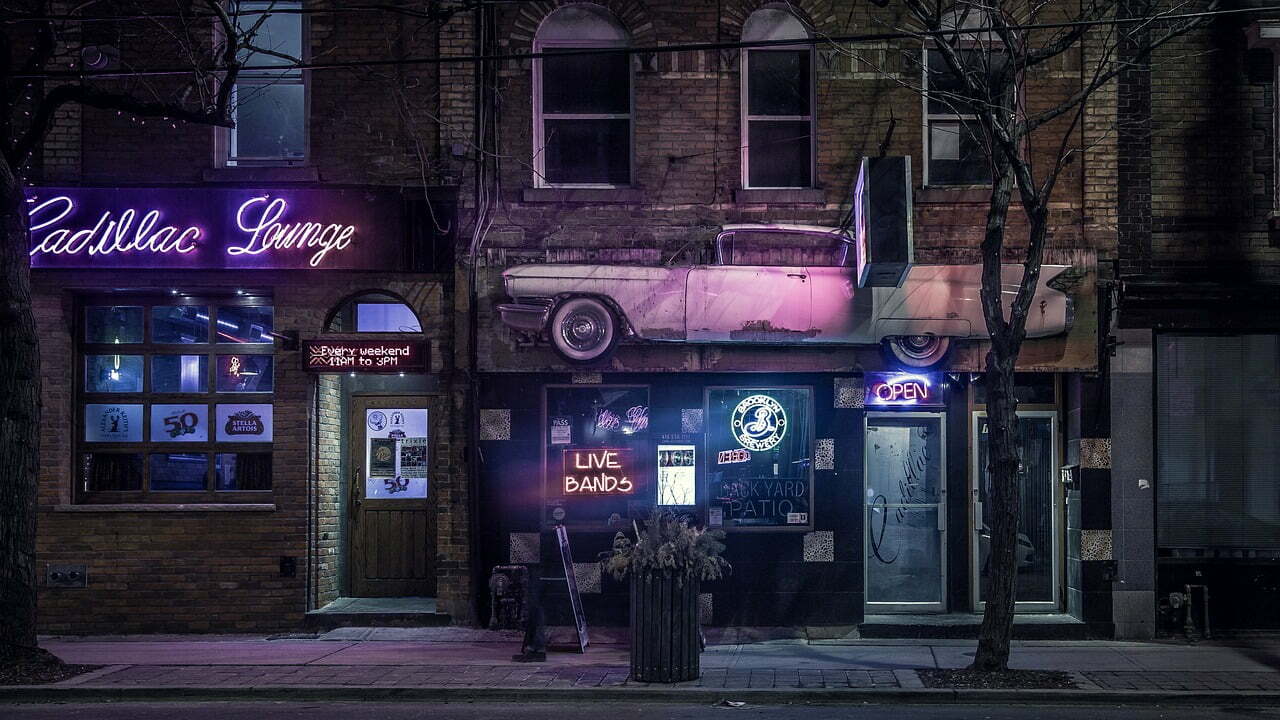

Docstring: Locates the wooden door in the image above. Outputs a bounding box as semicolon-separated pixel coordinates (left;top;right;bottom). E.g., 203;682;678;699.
349;396;436;597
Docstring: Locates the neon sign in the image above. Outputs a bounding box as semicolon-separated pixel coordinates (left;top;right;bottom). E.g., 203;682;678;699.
731;394;787;451
232;195;357;267
717;448;751;464
28;195;201;257
864;372;944;407
25;187;408;271
562;448;634;494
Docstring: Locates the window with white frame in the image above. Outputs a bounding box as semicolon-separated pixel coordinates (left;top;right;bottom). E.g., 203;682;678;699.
226;0;306;165
922;8;1009;186
533;5;632;186
741;7;815;189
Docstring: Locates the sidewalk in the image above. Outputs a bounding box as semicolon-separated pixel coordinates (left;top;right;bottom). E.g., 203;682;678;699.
4;628;1280;705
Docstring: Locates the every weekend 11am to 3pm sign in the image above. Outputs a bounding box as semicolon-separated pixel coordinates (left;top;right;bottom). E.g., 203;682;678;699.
25;186;407;270
304;340;429;373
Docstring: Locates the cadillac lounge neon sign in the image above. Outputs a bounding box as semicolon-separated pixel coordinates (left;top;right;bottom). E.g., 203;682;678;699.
26;187;404;271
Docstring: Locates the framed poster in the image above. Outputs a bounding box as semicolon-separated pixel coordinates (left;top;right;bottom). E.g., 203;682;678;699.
215;404;273;442
84;404;143;443
657;444;696;506
150;404;209;443
705;387;814;530
365;407;429;499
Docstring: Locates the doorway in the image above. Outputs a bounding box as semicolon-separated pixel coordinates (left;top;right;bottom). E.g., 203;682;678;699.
348;396;436;597
864;412;947;613
970;411;1060;612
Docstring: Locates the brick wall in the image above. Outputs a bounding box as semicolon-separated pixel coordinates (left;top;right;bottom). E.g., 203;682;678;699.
1126;4;1280;282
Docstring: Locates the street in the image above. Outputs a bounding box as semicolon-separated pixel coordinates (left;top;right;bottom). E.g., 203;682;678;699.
3;702;1279;719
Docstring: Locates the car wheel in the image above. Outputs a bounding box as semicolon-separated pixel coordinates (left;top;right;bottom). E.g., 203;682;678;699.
884;334;952;368
549;296;618;365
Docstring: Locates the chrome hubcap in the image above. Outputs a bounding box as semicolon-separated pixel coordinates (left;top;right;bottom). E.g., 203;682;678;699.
899;334;939;358
560;309;606;351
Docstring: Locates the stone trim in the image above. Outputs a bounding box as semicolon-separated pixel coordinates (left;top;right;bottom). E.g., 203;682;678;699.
521;187;646;203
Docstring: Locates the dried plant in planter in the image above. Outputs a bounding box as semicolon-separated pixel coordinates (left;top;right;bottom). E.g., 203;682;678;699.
602;508;730;583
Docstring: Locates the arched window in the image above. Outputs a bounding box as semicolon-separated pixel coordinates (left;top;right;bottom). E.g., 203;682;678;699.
922;6;1009;187
741;6;815;189
325;291;423;333
533;5;632;187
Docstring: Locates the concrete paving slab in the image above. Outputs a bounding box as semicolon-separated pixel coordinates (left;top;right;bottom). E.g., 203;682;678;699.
43;640;358;666
929;646;1141;671
725;644;937;670
1118;647;1280;672
311;642;629;667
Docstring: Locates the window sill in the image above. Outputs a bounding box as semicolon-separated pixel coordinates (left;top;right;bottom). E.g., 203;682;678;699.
202;166;319;183
46;503;277;513
522;187;645;203
734;188;826;204
916;186;1014;204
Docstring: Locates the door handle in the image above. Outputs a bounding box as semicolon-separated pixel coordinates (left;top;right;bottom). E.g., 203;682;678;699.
350;469;362;515
787;273;807;280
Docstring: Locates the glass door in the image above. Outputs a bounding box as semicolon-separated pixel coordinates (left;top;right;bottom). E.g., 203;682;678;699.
971;411;1060;612
864;412;946;613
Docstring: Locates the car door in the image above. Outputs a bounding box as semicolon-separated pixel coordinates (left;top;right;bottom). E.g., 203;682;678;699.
805;265;878;343
685;264;811;342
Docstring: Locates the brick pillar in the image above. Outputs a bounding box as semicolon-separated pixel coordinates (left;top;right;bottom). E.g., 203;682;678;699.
1117;0;1153;277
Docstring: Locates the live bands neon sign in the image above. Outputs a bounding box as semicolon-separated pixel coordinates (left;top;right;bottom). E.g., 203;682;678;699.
25;187;403;271
562;448;634;494
864;372;945;407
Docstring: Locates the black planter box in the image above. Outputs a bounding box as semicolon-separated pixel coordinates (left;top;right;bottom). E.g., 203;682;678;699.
630;572;700;683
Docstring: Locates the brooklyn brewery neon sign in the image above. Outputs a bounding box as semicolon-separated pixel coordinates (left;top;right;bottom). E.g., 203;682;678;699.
26;187;404;271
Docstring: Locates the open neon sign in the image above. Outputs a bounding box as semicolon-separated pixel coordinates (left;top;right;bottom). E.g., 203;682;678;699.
25;187;402;271
864;372;944;407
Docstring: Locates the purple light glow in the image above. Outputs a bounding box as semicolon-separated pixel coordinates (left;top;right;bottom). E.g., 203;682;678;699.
28;195;201;257
865;372;942;406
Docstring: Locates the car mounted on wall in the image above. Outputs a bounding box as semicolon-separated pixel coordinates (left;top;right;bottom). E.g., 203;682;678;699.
496;223;1076;368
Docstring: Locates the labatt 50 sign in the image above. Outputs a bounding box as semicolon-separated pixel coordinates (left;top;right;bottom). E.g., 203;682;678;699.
26;187;406;270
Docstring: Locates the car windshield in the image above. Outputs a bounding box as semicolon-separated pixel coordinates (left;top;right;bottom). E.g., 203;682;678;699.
718;229;851;267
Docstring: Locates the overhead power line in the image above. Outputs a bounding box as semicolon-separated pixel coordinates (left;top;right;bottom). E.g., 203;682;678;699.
10;3;1280;81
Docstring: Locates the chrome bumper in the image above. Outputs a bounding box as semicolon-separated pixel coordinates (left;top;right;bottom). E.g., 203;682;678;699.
496;299;553;332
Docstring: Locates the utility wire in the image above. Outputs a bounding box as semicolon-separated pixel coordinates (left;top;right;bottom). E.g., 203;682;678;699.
11;3;1280;80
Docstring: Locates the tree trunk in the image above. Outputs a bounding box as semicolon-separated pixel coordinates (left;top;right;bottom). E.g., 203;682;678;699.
972;348;1022;671
0;161;41;664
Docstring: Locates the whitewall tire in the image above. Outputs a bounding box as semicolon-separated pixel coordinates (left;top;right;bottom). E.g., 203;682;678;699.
548;296;619;365
884;334;952;368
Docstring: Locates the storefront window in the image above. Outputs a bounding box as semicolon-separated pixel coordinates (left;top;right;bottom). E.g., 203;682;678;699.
544;385;650;526
705;387;814;530
77;296;274;503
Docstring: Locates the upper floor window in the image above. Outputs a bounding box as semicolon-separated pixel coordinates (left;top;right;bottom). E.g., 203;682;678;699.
533;5;632;186
922;7;1008;186
226;1;306;165
741;7;815;189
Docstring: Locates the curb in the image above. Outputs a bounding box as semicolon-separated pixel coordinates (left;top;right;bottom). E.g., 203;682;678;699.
3;685;1280;706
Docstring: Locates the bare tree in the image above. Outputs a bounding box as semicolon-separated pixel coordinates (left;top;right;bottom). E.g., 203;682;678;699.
0;0;285;667
875;0;1211;670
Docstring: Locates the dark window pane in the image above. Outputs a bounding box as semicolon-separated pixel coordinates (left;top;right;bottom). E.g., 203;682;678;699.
542;50;629;114
973;373;1056;405
85;355;143;393
150;453;209;491
928;120;991;185
232;83;305;160
356;303;421;332
82;453;143;491
216;453;273;491
544;119;630;184
86;306;143;344
926;49;1011;115
152;305;210;343
217;306;274;344
152;355;210;393
235;4;302;67
747;50;810;116
217;354;274;393
747;120;811;187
